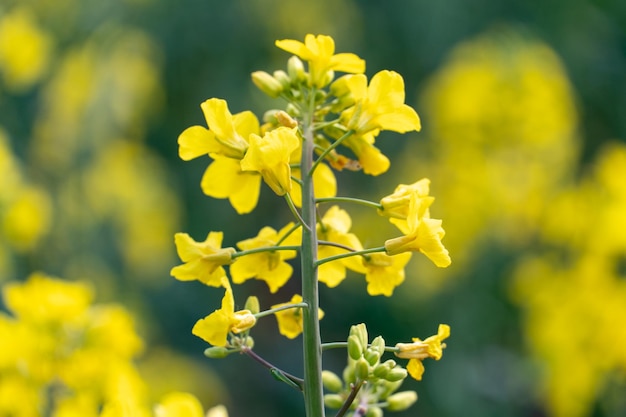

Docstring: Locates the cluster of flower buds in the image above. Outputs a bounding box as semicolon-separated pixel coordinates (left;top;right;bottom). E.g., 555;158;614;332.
322;324;418;416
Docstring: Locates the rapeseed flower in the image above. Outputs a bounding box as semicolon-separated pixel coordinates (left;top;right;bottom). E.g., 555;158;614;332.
240;126;300;196
272;294;324;339
395;324;450;380
384;194;450;267
317;206;363;288
230;223;299;293
379;178;434;233
170;232;236;287
178;98;262;214
192;277;256;347
275;34;365;88
358;252;412;297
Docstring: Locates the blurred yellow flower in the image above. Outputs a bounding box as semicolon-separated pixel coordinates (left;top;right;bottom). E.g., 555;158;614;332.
0;7;52;91
395;324;450;380
317;206;364;288
192;277;256;347
155;392;205;417
240;126;300;196
170;232;236;287
230;223;298;293
275;34;365;87
272;294;324;339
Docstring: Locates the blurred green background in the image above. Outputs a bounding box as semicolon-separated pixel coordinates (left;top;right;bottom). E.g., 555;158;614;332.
1;0;626;416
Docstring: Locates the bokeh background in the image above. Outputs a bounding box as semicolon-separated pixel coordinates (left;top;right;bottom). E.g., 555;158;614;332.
1;0;626;416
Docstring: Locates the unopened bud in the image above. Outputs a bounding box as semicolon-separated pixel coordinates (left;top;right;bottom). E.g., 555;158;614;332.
348;334;364;360
373;363;389;379
350;323;368;351
364;407;383;417
275;110;298;128
385;367;408;382
322;370;343;393
355;357;370;381
244;296;260;315
386;391;418;411
364;349;381;366
204;346;231;359
273;70;291;87
287;56;306;82
251;71;283;97
324;394;345;409
371;336;386;353
343;363;355;385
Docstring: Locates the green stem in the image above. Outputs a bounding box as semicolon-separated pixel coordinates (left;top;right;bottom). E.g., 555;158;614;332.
316;196;383;211
309;129;354;177
301;105;325;417
285;193;311;232
241;346;304;391
254;302;308;319
315;246;386;267
231;246;300;259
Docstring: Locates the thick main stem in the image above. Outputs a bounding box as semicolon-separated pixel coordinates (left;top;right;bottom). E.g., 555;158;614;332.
300;122;325;417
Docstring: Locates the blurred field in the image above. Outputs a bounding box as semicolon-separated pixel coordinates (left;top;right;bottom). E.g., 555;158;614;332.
1;0;625;416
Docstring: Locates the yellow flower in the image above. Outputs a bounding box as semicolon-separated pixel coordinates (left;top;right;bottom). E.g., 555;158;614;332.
343;133;390;176
358;252;412;296
230;223;299;293
178;98;263;214
275;34;365;87
317;206;364;288
192;277;256;347
3;272;93;324
170;232;236;287
340;70;421;137
395;324;450;380
272;294;324;339
384;194;451;268
155;392;204;417
240;127;300;196
379;178;434;233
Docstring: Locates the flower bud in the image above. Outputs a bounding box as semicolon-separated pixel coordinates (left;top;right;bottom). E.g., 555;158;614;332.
343;363;355;385
244;296;260;315
348;334;364;360
371;336;386;354
204;346;231;358
287;56;306;82
364;406;383;417
364;349;381;366
244;336;255;348
350;323;368;351
386;391;418;411
251;71;284;97
324;394;345;409
275;110;298;128
373;363;389;379
322;370;343;393
355;357;370;381
273;70;291;87
385;367;408;382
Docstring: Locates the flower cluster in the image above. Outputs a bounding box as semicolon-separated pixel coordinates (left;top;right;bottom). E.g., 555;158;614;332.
171;33;451;416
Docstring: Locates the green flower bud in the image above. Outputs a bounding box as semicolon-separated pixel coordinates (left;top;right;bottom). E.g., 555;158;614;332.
385;367;408;382
355;357;370;381
365;406;383;417
262;109;280;124
244;296;260;315
373;363;389;379
273;70;291;87
251;71;283;97
386;391;418;411
322;370;343;393
324;394;345;409
364;349;381;366
204;346;231;358
380;379;404;399
348;334;364;360
350;323;368;350
244;336;255;349
287;56;306;82
371;335;386;353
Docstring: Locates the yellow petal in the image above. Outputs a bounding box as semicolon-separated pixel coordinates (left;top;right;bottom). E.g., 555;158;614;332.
192;310;230;347
406;359;425;381
177;126;218;160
